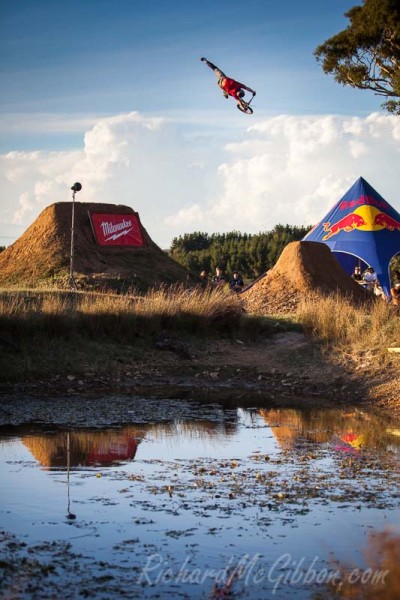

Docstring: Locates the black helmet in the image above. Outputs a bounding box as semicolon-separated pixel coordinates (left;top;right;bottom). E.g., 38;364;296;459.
237;89;245;98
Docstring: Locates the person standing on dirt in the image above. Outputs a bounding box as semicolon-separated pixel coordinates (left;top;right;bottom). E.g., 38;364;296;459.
390;270;400;305
351;266;362;282
211;266;226;287
229;271;244;293
199;270;209;288
200;58;256;111
362;267;378;292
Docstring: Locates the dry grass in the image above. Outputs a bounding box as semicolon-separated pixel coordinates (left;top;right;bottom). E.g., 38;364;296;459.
0;286;284;380
297;293;400;372
1;286;398;383
0;285;246;340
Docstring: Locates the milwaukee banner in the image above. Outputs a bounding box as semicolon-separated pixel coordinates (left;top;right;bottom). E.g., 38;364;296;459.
90;213;144;246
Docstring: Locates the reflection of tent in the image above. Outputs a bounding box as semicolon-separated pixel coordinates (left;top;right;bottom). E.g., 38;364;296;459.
303;177;400;296
341;431;365;449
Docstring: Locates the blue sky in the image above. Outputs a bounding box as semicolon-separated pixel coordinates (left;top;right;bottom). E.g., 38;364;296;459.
1;0;399;250
0;0;379;149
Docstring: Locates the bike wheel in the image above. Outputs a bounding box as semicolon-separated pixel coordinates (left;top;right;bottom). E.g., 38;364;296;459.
237;103;253;115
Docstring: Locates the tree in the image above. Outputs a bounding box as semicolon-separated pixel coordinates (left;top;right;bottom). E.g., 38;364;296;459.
314;0;400;114
169;226;311;280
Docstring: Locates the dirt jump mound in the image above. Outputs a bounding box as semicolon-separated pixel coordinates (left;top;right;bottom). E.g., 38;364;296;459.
0;202;194;291
241;241;370;314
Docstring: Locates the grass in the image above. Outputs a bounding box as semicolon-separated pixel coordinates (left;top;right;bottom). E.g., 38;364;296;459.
0;285;281;338
0;286;398;383
297;292;400;372
0;285;292;381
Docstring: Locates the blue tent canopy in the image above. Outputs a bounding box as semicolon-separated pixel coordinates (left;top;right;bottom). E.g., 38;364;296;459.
303;177;400;296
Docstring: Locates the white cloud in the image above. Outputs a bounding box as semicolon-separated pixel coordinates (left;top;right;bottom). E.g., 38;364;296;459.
168;113;400;235
1;111;400;249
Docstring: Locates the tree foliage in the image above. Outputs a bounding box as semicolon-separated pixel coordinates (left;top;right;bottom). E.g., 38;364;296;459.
169;225;310;281
314;0;400;114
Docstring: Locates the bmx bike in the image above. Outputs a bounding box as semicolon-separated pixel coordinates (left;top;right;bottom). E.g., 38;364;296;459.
237;93;255;115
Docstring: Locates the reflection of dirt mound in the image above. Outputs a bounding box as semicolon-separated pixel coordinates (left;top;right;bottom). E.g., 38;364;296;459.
0;202;194;290
260;409;330;449
242;241;370;314
23;427;145;467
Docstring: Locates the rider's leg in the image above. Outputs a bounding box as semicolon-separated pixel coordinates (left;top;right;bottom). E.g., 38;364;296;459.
200;58;225;80
235;92;247;110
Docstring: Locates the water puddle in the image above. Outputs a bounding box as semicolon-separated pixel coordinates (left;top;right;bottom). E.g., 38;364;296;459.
0;399;399;599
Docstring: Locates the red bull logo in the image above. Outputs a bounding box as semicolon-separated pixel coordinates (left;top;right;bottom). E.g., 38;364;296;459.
322;206;400;240
373;212;400;231
323;213;366;240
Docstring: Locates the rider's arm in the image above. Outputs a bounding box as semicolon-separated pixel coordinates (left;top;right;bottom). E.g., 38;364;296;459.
236;82;255;95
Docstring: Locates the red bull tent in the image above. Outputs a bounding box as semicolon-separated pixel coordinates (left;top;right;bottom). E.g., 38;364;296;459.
303;177;400;296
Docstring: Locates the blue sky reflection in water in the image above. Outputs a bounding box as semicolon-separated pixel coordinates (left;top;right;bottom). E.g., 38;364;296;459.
0;404;400;599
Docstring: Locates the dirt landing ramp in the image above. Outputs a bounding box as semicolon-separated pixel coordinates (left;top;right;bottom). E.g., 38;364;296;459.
241;241;370;314
0;202;194;290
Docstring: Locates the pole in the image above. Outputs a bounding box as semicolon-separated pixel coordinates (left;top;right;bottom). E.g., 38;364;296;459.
66;431;76;520
69;190;77;290
68;182;81;290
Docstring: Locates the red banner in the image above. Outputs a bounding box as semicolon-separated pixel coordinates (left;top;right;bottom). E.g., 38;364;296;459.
90;213;144;246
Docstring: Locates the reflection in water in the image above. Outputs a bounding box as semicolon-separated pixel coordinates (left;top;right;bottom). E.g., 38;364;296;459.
8;407;400;472
259;408;400;453
20;419;238;469
22;426;144;468
327;529;400;600
65;432;76;520
0;404;399;600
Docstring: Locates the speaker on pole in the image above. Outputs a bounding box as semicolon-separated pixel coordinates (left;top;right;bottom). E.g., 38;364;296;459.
69;182;82;290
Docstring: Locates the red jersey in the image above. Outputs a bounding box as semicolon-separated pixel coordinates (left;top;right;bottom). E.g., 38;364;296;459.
219;77;244;98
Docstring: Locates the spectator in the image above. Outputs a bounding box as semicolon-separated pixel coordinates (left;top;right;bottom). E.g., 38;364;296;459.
211;266;226;287
229;271;244;293
199;270;209;288
351;266;363;282
390;270;400;305
362;267;378;292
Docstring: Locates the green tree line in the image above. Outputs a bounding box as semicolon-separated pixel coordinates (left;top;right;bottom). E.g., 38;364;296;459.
169;224;311;281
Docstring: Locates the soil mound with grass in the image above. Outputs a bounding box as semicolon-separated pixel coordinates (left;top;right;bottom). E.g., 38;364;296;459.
0;202;195;291
242;241;370;314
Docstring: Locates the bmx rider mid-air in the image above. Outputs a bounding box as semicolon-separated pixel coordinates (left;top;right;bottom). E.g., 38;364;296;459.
201;57;256;113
